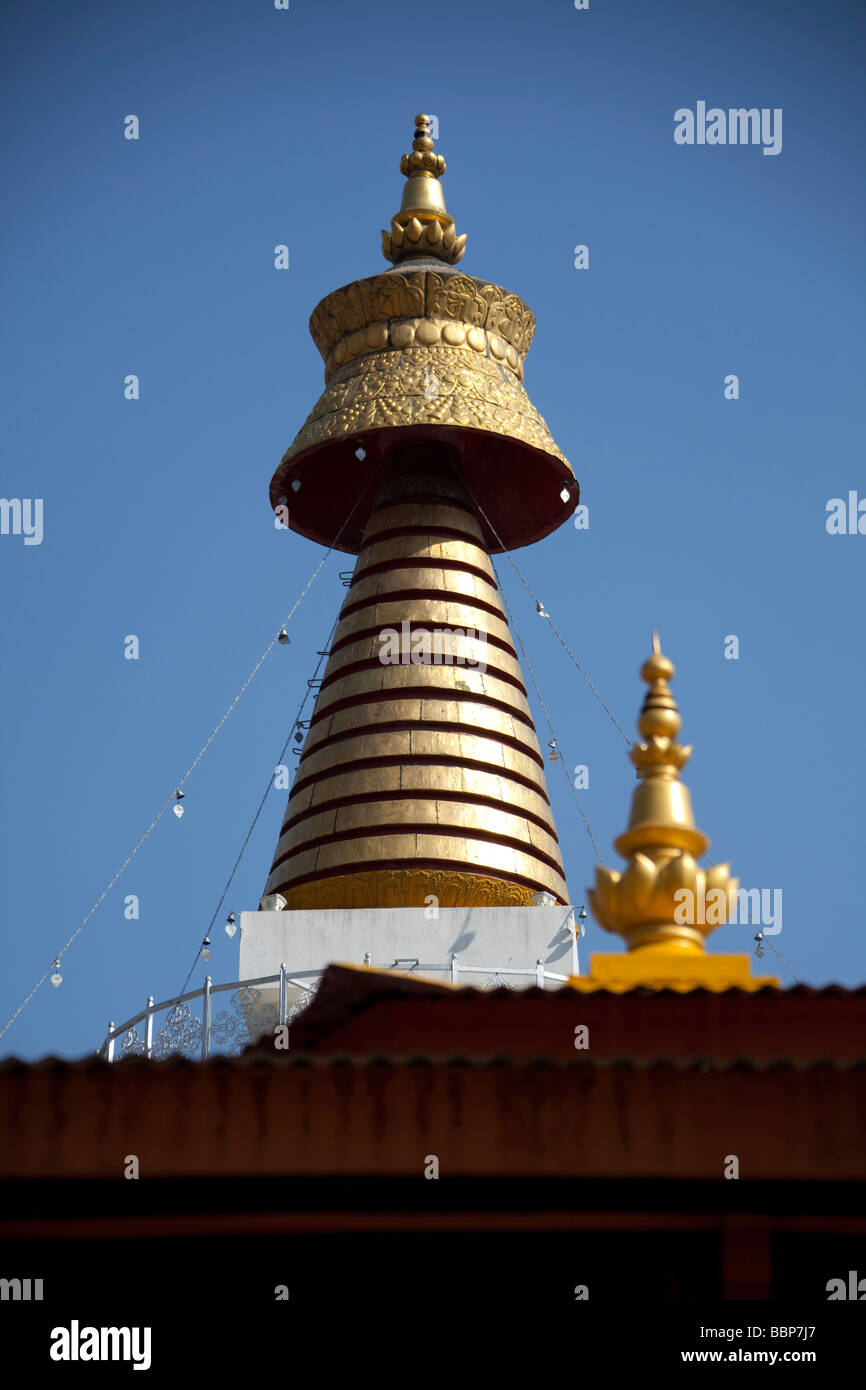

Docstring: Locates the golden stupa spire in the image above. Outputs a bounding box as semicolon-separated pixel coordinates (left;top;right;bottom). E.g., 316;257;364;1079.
572;634;777;991
381;114;467;265
589;632;738;955
263;110;578;914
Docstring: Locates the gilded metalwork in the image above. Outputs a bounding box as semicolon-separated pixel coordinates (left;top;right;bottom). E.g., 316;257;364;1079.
295;727;548;793
290;261;563;474
279;869;535;911
588;635;740;954
286;764;557;833
310;272;535;369
345;562;504;609
264;466;568;908
271;116;576;554
280;344;568;473
381;115;466;266
264;113;577;909
273;800;562;865
326;317;525;383
310;272;426;360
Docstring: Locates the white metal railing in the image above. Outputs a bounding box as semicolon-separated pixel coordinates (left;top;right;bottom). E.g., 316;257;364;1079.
99;957;571;1061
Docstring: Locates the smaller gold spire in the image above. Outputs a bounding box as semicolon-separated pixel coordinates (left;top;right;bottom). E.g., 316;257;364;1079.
571;637;777;991
588;634;739;956
381;114;467;266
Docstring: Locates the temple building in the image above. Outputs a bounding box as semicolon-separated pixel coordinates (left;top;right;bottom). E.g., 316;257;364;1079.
0;116;863;1329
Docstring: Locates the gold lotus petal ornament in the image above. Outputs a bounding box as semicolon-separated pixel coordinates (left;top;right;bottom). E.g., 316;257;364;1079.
578;634;778;991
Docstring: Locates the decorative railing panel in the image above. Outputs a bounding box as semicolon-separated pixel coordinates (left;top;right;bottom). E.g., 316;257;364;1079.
99;959;569;1061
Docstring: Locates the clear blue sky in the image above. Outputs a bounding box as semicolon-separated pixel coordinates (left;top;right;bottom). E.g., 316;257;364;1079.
2;0;863;1060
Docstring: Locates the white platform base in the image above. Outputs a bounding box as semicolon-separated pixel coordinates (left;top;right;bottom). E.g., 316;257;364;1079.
237;903;578;1027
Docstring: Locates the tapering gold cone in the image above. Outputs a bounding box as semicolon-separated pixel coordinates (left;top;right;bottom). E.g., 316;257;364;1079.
264;453;568;909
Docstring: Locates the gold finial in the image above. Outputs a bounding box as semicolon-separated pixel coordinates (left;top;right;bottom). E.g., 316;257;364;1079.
587;635;739;956
381;113;467;266
400;113;446;178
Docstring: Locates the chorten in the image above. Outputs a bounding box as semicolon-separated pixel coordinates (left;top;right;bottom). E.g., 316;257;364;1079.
240;115;579;994
264;114;576;913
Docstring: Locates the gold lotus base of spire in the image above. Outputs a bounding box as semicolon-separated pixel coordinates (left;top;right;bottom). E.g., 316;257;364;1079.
569;951;778;994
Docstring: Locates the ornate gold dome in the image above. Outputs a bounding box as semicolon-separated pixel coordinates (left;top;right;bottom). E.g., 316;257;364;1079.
269;114;576;555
